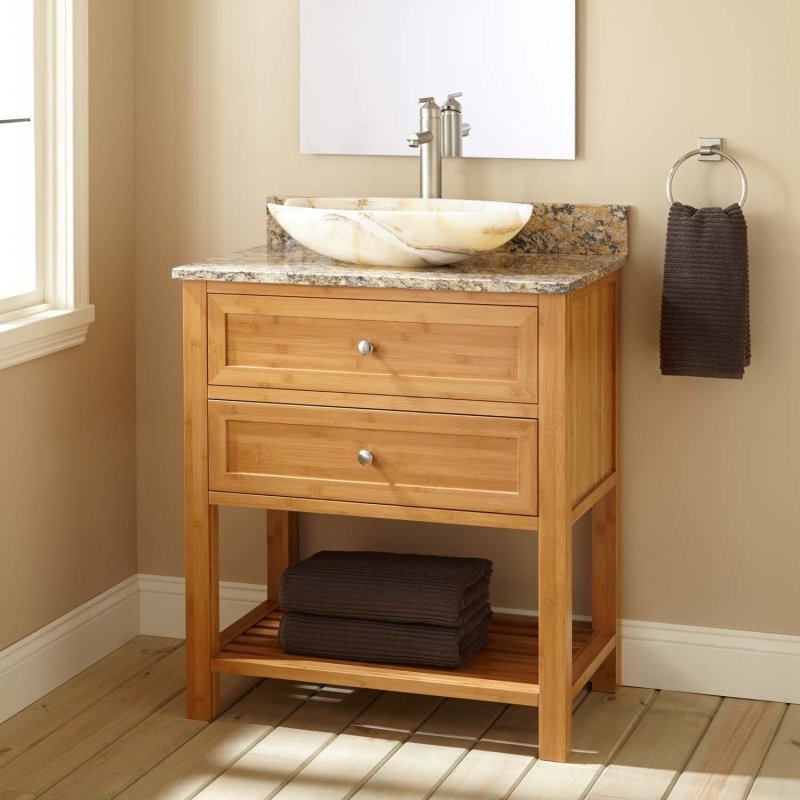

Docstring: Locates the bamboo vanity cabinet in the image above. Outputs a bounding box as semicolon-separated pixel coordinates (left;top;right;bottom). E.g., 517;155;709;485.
178;208;624;762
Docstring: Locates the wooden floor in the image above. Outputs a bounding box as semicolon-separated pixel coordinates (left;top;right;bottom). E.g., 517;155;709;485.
0;636;797;800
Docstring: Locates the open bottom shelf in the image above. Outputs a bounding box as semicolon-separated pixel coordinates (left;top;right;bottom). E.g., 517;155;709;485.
212;609;615;706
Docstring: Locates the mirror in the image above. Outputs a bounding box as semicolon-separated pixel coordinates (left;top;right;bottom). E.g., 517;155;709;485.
300;0;575;161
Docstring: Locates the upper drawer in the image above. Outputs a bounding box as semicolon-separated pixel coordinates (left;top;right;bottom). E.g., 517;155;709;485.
207;294;537;403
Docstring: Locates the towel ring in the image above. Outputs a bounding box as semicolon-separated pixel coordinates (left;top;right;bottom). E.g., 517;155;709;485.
666;147;748;207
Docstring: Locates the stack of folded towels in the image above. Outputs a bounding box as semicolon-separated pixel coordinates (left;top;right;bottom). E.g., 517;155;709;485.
278;550;493;669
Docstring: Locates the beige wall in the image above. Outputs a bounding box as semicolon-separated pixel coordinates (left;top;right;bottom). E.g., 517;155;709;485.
0;0;137;650
135;0;800;634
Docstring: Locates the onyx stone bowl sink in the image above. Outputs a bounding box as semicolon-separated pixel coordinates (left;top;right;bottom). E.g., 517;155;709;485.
267;197;533;268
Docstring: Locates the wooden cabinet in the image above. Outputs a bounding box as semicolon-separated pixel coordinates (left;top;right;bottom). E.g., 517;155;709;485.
183;277;620;763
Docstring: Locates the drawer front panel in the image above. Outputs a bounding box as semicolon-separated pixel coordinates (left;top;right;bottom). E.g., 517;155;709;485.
208;401;538;516
208;294;537;403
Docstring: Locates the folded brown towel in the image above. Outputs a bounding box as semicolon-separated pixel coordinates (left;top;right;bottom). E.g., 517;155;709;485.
660;202;751;379
278;605;492;669
279;551;493;627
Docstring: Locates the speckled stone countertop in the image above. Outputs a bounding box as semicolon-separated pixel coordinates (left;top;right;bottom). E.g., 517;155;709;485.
172;200;628;295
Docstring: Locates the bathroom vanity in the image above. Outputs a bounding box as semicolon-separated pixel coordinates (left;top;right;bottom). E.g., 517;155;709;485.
174;201;626;762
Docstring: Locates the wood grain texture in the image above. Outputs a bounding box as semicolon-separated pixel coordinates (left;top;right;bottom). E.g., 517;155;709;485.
183;281;220;721
537;293;574;762
209;490;539;531
267;510;298;606
590;273;621;694
194;686;380;800
208;401;538;515
591;485;620;693
208;384;538;420
428;704;539;800
568;275;617;505
207;280;539;306
748;704;800;800
667;698;786;800
509;687;655;800
571;631;616;698
0;648;187;796
353;698;504;800
586;691;721;800
36;676;256;800
208;293;538;403
270;692;440;800
215;611;597;707
110;680;318;800
0;636;179;770
571;473;617;522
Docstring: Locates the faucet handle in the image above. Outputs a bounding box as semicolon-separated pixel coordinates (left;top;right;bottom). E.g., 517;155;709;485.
443;92;463;111
407;131;433;148
417;96;436;104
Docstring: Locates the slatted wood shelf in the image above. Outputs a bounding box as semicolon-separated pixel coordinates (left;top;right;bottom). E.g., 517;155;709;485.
211;610;615;707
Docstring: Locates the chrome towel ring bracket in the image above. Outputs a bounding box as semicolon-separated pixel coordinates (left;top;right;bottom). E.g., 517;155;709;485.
666;138;748;207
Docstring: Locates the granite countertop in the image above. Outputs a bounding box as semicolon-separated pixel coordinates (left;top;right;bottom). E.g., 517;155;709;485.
172;243;625;295
172;201;628;295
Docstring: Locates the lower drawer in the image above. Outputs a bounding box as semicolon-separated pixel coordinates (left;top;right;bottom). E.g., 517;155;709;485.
208;401;537;516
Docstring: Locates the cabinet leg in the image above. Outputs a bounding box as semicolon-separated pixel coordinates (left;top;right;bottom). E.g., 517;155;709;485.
537;293;573;762
185;504;220;720
591;485;620;693
267;510;299;605
538;518;573;763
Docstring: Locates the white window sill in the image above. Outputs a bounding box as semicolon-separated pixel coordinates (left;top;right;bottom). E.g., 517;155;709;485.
0;305;95;370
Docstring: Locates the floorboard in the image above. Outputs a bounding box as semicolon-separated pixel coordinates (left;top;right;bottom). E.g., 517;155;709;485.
116;680;320;800
0;637;179;771
666;698;787;800
352;698;504;800
508;687;655;800
37;675;256;800
585;691;721;800
271;692;441;800
746;704;800;800
193;686;380;799
428;704;539;800
0;647;187;796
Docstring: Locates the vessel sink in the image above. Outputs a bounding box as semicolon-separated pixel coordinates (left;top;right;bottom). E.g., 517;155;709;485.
267;197;533;268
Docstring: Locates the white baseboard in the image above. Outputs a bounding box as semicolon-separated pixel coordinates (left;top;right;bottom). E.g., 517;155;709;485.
621;618;800;704
138;574;268;638
3;574;799;726
0;575;140;724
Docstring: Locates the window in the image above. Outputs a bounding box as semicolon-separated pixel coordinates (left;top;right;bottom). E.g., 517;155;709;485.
0;2;37;311
0;0;92;369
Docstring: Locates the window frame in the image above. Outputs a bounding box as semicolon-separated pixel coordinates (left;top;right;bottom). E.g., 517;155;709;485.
0;0;93;370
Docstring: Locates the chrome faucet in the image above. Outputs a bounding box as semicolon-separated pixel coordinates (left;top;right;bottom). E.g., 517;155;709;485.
407;93;470;199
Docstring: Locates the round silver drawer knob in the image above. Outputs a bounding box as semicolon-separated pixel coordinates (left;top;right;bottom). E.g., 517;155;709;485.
357;340;374;357
357;449;374;466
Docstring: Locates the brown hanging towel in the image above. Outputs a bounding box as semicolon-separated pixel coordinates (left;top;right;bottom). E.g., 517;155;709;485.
660;202;751;378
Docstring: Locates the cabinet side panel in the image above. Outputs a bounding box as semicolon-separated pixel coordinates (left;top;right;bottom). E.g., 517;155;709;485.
568;275;617;507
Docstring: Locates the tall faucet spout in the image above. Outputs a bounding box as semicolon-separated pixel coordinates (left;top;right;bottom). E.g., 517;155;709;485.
407;94;470;199
408;97;442;199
